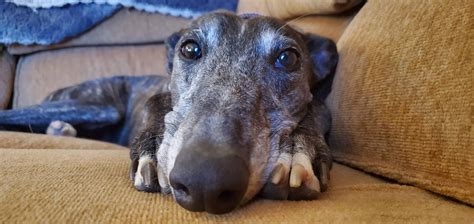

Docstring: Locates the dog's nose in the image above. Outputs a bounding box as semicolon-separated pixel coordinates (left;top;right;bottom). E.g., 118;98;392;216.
169;140;249;214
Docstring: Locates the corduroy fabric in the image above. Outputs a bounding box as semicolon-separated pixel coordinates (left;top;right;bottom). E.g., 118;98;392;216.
237;0;359;42
0;132;472;223
237;0;363;19
0;131;127;150
327;0;473;205
290;14;356;42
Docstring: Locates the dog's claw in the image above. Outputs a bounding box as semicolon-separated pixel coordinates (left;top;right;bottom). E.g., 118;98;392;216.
260;153;292;200
261;152;323;200
318;161;330;192
129;159;139;181
289;164;307;188
260;165;289;199
133;156;160;193
46;120;77;137
141;162;159;191
271;163;285;185
288;153;321;200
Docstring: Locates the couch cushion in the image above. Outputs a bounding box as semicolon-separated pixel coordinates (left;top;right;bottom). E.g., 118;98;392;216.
13;44;167;108
0;133;472;222
0;49;15;109
290;15;355;42
237;0;363;19
238;0;359;42
0;131;126;150
327;0;473;205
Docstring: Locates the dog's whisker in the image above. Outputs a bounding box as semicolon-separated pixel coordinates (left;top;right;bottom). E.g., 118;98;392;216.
276;13;313;33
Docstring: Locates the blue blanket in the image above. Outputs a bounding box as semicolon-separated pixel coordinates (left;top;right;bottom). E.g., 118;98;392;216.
0;0;238;45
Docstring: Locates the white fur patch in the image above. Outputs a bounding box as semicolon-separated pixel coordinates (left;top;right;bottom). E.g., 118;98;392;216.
203;20;220;46
276;152;292;173
240;127;271;203
291;152;320;192
134;155;153;188
291;153;313;174
239;21;247;37
259;29;278;54
156;114;186;192
46;120;77;137
165;128;185;179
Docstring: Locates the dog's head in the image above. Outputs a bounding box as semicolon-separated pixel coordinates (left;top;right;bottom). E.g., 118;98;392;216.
157;12;337;214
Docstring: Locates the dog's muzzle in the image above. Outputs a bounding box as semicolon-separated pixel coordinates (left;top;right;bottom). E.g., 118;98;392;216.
169;137;249;214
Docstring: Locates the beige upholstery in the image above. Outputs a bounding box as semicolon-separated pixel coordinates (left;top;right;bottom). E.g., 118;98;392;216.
0;132;472;223
0;49;15;109
0;131;125;150
238;0;359;42
237;0;363;19
290;15;355;42
13;45;167;108
326;0;474;205
2;1;472;222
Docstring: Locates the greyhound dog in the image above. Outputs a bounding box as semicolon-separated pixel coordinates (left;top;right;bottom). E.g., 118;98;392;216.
0;12;338;214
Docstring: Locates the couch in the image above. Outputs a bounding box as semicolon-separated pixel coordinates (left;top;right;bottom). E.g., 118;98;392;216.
1;0;473;223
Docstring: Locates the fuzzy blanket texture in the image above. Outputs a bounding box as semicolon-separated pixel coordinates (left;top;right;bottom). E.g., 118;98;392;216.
0;0;238;45
0;1;119;45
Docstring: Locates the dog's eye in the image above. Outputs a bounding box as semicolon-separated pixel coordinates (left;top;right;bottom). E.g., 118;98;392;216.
275;49;300;71
180;41;202;60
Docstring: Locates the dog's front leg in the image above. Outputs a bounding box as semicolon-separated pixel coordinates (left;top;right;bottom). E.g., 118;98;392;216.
130;93;171;193
286;100;332;200
261;99;332;200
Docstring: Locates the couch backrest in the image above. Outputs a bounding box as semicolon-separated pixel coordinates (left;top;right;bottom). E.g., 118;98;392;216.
327;0;473;205
0;49;15;109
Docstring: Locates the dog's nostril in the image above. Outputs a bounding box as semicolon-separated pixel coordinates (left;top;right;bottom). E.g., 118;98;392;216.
218;190;236;202
170;143;250;213
174;183;189;196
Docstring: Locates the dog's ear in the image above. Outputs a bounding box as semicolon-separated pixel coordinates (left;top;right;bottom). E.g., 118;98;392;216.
304;34;339;83
165;30;183;74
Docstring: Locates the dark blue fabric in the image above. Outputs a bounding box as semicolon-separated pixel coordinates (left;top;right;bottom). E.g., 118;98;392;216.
0;1;120;45
133;0;238;14
0;0;239;45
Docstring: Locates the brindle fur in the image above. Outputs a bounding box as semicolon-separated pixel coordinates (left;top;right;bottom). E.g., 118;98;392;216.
0;12;338;214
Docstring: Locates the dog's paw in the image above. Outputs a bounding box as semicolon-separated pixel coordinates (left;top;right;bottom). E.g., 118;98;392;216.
260;152;292;200
129;130;161;193
130;155;160;193
46;120;77;137
288;152;321;200
261;152;322;200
